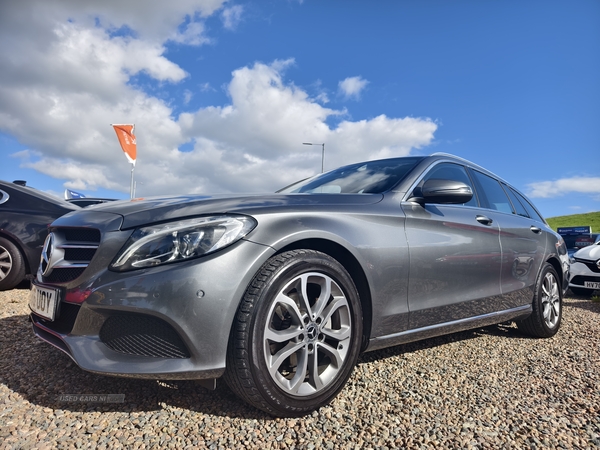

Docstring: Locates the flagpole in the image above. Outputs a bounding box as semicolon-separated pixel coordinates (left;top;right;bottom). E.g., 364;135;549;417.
111;123;137;199
130;163;135;199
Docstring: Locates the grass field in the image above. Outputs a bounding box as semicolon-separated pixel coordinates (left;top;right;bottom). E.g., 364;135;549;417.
546;211;600;232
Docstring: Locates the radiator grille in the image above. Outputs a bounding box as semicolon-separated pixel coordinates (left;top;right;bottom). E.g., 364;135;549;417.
41;227;100;284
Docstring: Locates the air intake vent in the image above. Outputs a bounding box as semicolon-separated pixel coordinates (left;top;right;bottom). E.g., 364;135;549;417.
41;227;100;284
100;314;190;359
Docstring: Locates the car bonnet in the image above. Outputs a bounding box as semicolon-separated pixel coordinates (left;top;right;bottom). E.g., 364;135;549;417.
56;193;385;230
573;242;600;261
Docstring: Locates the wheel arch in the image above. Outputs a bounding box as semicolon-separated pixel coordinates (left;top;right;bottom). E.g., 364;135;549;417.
275;238;373;351
545;255;564;291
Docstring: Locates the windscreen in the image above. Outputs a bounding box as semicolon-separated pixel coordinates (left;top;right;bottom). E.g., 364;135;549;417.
278;157;423;194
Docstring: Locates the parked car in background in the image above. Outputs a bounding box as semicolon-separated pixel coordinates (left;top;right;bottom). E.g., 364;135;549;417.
569;242;600;296
0;180;80;290
29;153;568;416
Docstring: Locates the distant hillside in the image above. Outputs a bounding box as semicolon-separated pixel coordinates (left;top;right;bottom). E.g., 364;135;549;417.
546;211;600;232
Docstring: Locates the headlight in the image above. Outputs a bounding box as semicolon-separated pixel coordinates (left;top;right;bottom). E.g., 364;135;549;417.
111;215;257;271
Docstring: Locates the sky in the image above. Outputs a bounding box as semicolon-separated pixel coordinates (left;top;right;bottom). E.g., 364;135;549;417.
0;0;599;219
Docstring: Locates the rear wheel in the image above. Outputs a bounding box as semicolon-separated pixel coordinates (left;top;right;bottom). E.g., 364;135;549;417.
225;250;363;417
517;263;562;338
0;237;26;291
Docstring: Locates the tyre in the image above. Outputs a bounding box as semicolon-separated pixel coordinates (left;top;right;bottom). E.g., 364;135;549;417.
0;237;26;291
225;249;363;417
516;263;562;338
570;287;593;297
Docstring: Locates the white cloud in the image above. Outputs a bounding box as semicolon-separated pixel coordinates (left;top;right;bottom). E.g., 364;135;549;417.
222;5;244;30
183;90;193;104
527;177;600;199
338;76;369;100
1;1;437;197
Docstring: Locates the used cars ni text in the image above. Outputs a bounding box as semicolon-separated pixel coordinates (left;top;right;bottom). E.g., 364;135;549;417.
29;153;568;416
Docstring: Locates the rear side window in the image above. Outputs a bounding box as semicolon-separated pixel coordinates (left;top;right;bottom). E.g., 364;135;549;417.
503;184;529;217
471;170;513;213
510;188;545;223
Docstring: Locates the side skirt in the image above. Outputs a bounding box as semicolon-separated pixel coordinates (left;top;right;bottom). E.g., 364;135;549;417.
365;305;532;352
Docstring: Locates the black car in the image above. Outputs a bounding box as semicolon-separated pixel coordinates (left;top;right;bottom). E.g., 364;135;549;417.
0;180;80;290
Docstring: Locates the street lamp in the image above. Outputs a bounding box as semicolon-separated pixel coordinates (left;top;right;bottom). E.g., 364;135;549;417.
302;142;325;173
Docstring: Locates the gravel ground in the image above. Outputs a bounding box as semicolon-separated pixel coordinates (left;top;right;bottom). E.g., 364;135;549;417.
1;284;599;449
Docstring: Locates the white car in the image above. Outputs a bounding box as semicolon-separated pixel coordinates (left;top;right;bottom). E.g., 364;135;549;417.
569;242;600;296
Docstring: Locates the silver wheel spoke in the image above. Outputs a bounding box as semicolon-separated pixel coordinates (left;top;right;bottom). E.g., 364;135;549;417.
273;291;304;324
268;341;305;377
307;350;324;391
265;325;303;343
317;341;344;368
289;348;309;393
321;325;351;341
320;295;349;324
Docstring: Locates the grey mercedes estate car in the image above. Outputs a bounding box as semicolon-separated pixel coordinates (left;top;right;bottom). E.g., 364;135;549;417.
29;153;569;416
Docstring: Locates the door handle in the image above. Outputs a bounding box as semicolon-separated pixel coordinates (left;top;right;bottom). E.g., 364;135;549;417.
530;226;542;234
476;215;493;226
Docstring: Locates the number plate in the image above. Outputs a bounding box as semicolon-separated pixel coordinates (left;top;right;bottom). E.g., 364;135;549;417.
584;281;600;290
29;284;61;321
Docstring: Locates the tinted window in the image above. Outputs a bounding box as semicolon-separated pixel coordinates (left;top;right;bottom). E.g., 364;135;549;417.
421;163;478;207
511;188;545;223
471;170;513;213
503;184;529;217
278;157;423;194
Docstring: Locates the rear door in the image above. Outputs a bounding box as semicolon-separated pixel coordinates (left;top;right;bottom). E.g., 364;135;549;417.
469;170;547;305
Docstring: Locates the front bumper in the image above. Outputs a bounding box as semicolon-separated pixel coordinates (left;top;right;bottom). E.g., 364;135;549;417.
31;238;275;380
568;260;600;293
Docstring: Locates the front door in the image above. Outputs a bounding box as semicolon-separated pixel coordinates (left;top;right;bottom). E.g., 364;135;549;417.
402;162;503;329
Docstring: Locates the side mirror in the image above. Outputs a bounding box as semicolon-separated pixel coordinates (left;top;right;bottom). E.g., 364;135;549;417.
412;179;473;204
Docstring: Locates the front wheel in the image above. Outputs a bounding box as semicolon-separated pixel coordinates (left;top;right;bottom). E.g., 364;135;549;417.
516;263;562;338
224;250;363;417
0;237;26;291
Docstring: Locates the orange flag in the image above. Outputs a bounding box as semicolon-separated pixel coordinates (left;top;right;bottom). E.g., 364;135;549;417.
112;124;137;165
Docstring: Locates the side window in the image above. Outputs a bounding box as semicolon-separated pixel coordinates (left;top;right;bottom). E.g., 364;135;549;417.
511;188;545;223
503;184;529;217
471;170;513;213
422;163;478;207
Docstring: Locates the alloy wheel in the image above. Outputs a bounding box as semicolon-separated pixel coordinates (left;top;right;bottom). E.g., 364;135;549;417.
263;272;352;396
541;272;560;329
0;245;13;281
